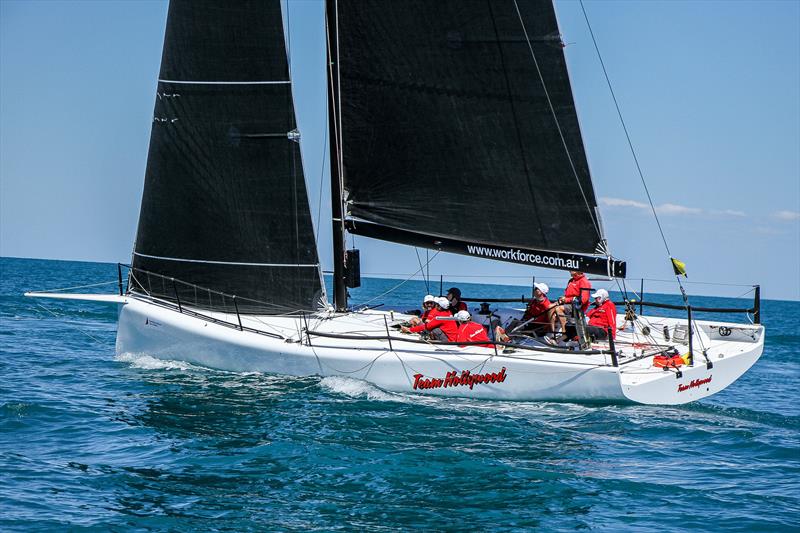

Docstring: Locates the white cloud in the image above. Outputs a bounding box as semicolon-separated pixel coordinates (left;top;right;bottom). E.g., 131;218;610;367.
599;197;649;209
753;226;785;235
773;210;800;221
657;203;703;215
601;196;691;215
710;209;746;217
599;197;728;217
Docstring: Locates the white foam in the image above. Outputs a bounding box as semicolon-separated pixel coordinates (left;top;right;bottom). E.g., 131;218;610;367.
319;376;411;402
115;352;201;371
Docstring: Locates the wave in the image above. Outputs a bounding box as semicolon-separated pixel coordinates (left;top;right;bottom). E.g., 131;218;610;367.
684;402;800;431
318;376;409;402
766;333;800;345
114;352;204;372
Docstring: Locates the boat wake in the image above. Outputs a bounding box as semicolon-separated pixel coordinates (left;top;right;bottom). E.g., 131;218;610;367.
318;376;408;402
115;352;204;372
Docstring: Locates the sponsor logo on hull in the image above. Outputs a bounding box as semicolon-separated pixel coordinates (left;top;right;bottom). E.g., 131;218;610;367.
413;368;507;391
677;375;712;393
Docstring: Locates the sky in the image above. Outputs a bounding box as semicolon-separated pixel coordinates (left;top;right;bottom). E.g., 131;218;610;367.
1;0;798;301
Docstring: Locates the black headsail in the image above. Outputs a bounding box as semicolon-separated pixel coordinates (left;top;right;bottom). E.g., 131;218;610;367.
329;0;625;278
131;0;325;314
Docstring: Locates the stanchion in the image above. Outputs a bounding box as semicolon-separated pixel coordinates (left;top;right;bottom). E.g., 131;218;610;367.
753;285;761;324
687;305;694;366
117;264;124;296
233;296;243;331
607;327;618;367
384;316;394;352
171;278;182;313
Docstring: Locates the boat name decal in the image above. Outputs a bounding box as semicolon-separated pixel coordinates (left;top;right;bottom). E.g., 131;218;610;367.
465;244;579;269
413;368;507;391
677;375;712;393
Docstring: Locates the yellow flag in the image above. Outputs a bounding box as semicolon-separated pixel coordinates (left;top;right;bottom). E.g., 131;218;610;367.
671;257;688;277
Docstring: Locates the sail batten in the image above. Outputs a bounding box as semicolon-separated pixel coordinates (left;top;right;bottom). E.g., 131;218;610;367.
131;0;324;314
333;0;613;266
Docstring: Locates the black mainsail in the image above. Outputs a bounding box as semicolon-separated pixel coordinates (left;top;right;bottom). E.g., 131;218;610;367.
131;0;324;314
329;0;625;278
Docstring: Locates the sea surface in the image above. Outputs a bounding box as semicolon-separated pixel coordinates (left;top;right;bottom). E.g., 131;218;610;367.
1;257;798;531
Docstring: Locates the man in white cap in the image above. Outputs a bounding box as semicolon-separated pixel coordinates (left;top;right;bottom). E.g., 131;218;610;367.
585;288;617;340
401;296;457;341
455;310;493;348
409;294;436;326
496;282;554;342
522;282;555;333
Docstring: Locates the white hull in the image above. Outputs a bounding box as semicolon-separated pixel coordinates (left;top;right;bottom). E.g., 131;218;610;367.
107;295;763;405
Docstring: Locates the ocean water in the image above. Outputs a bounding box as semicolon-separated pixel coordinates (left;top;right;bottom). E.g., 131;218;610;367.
1;257;798;531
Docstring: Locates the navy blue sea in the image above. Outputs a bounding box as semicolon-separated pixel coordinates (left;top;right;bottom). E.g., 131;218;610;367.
1;257;798;531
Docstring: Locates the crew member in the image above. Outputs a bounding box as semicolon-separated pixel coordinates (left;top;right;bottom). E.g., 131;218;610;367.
552;270;592;335
409;294;436;326
521;282;555;334
446;287;469;314
401;297;457;341
585;288;617;340
496;282;554;342
455;310;494;348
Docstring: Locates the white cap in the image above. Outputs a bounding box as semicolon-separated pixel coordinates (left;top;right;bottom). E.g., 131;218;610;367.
423;294;435;303
591;288;609;301
454;310;471;321
435;296;450;309
533;282;549;295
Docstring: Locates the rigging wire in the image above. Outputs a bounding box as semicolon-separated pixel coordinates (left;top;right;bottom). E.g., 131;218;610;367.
577;0;689;300
286;0;301;272
314;128;328;246
34;302;110;346
356;251;441;308
324;1;346;255
27;280;120;293
414;247;431;294
576;1;714;365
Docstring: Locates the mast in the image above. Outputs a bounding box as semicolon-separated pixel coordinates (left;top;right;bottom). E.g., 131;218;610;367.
326;0;348;311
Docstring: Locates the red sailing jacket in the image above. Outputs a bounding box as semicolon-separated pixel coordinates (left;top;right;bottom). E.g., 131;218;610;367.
419;308;433;322
564;274;591;311
522;297;552;323
410;308;458;340
456;322;493;348
587;300;618;339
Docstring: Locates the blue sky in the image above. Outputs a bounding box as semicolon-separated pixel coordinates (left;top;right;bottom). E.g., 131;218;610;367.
1;0;798;301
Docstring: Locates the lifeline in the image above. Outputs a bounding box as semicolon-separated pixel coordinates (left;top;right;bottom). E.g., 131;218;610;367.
413;368;507;390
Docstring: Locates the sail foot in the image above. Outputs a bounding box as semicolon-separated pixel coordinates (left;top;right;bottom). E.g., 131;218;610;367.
346;220;626;278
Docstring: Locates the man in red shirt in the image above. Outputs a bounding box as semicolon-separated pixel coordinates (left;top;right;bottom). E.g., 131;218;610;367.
585;288;617;340
409;294;436;326
552;270;592;336
496;282;554;342
455;311;494;348
522;283;555;335
401;297;458;341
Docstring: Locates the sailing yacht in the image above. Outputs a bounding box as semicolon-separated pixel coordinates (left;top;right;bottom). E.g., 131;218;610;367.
27;0;763;405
